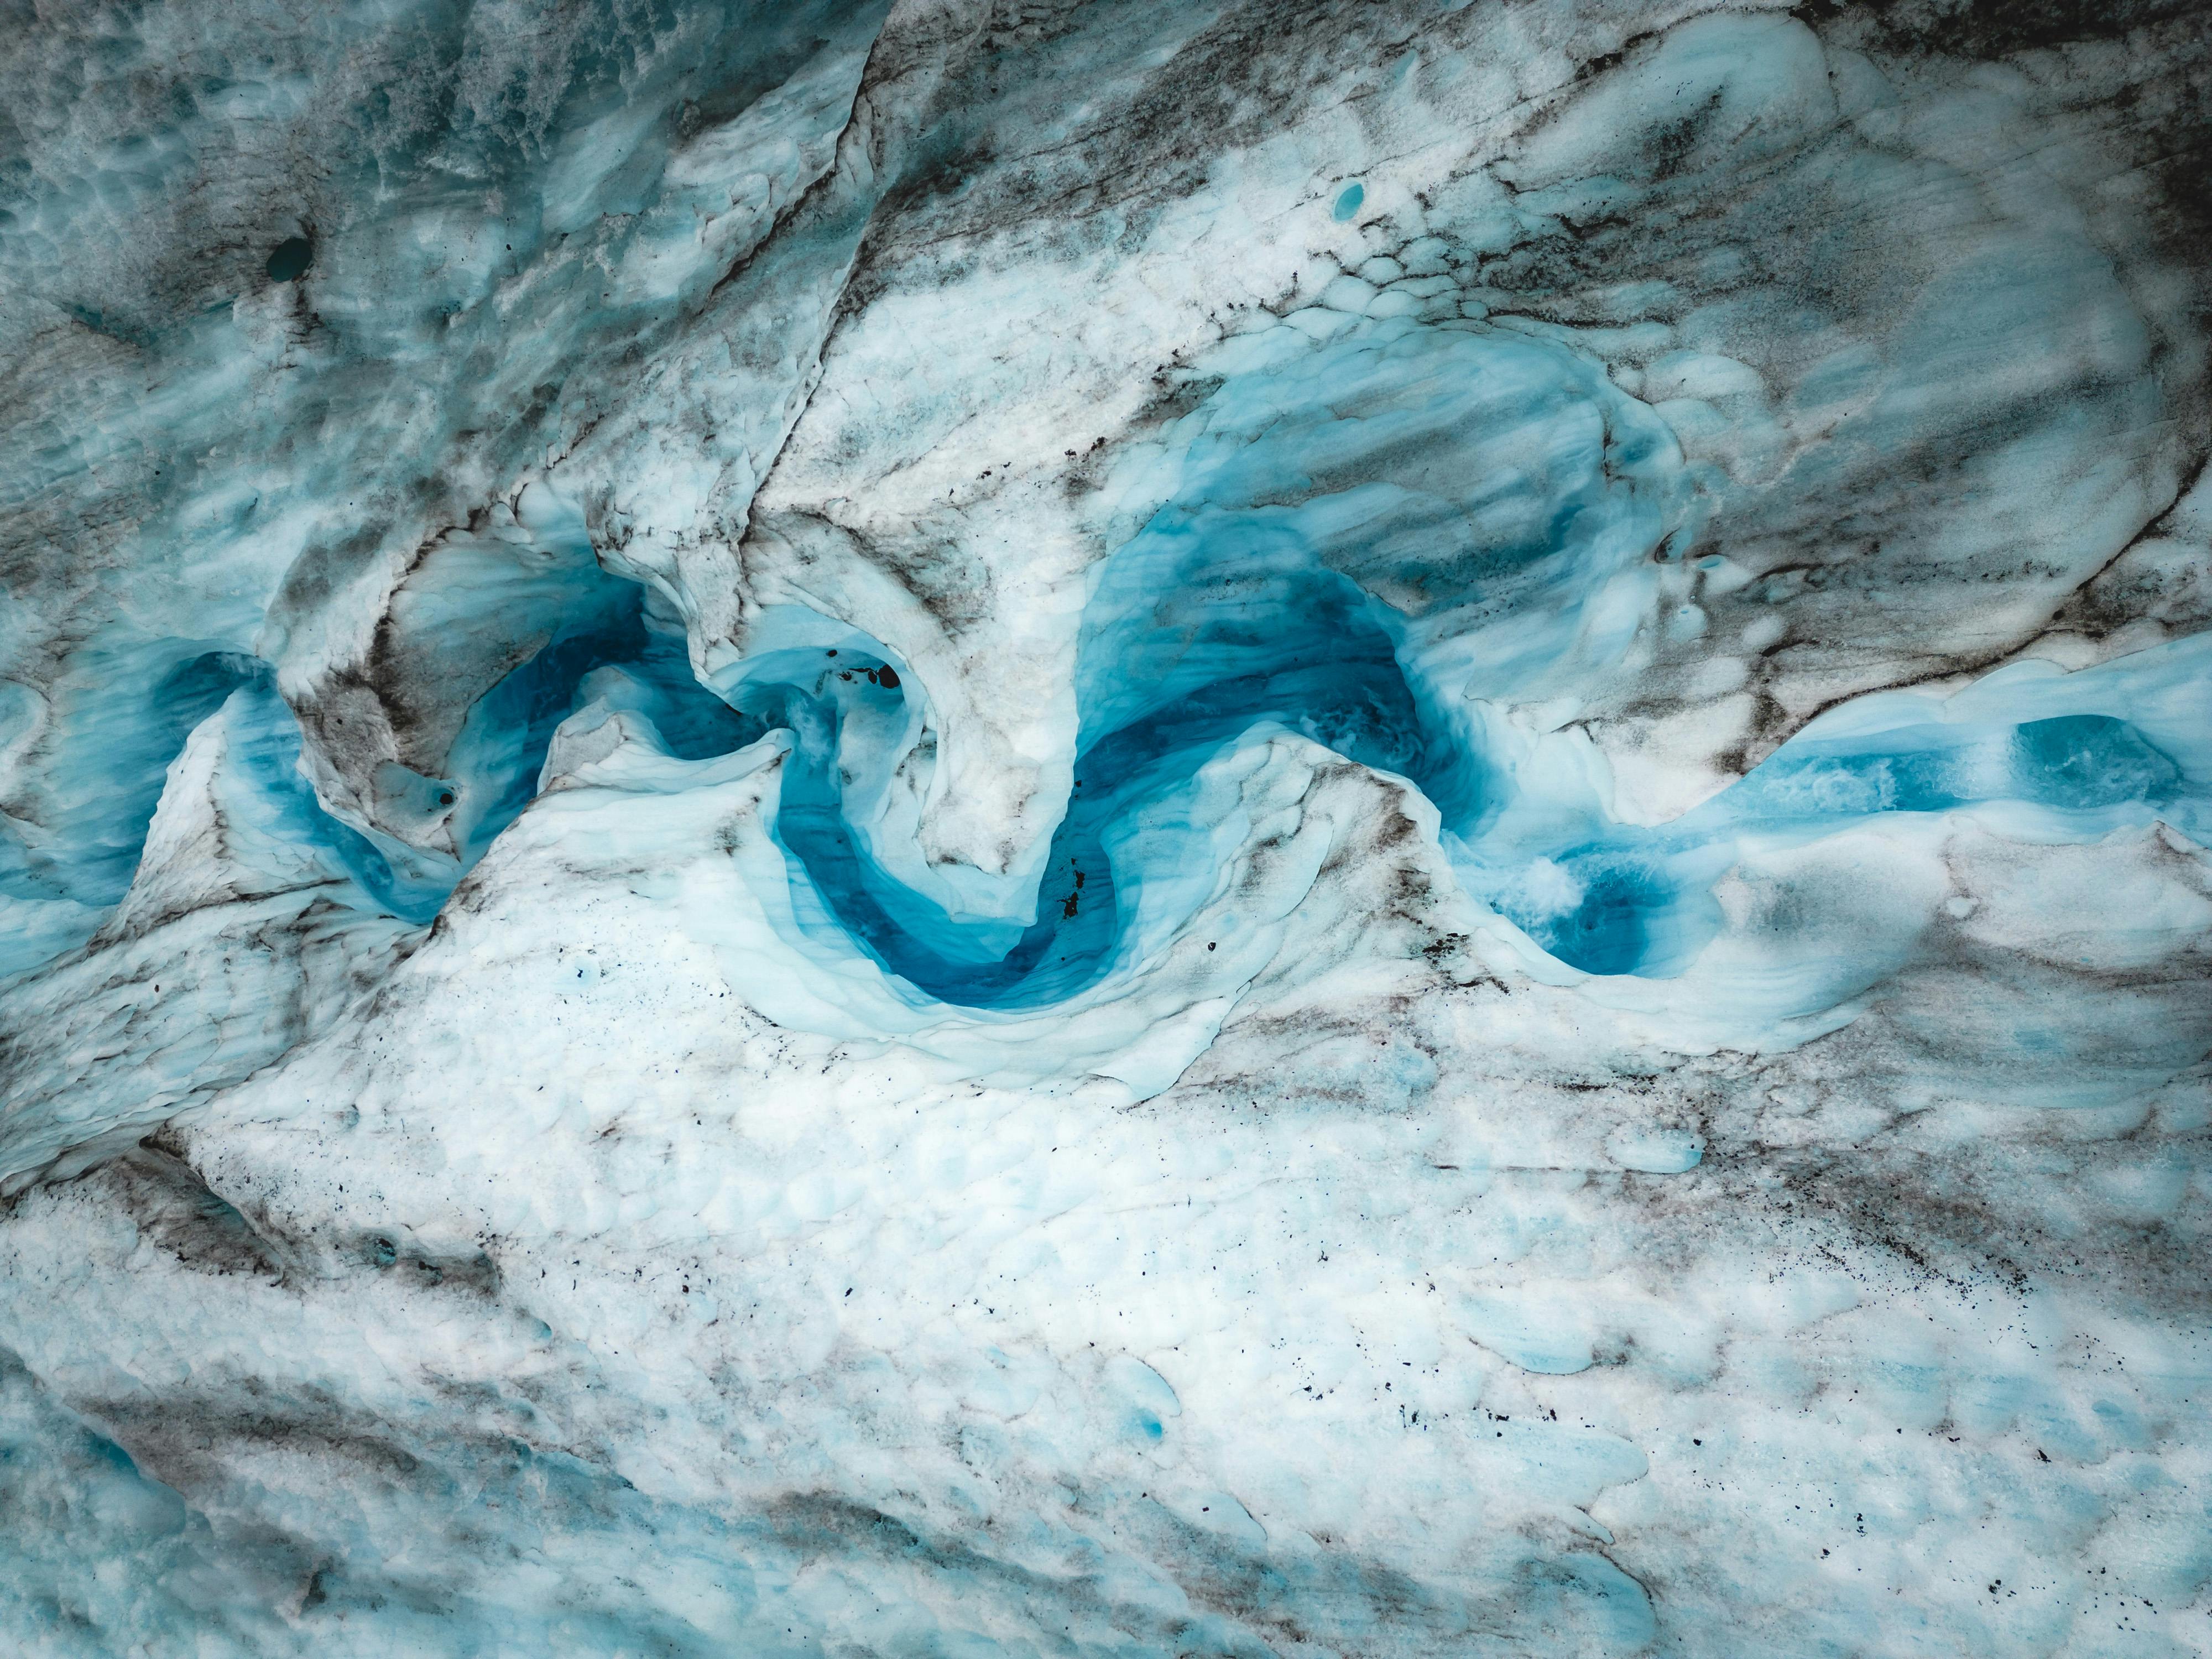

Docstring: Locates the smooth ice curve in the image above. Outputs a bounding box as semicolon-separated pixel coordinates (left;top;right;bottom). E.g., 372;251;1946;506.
13;320;2196;1013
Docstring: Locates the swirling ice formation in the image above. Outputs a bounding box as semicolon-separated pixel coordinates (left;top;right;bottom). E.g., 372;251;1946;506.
9;312;2199;1035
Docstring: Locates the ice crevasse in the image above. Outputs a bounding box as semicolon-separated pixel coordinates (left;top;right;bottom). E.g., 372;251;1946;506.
2;1;2211;1654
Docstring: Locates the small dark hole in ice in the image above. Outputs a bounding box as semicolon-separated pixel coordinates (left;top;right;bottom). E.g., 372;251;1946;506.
877;665;900;690
265;237;314;282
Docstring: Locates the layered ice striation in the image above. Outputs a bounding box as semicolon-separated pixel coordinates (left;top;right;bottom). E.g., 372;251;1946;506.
3;1;2211;1655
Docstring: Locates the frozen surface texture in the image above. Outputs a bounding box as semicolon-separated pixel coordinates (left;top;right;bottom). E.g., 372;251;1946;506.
3;0;2210;1653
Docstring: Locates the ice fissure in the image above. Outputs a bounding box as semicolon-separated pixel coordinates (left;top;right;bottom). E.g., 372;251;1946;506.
3;1;2210;1654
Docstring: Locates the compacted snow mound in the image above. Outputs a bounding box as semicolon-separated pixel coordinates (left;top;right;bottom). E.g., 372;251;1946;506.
2;1;2210;1654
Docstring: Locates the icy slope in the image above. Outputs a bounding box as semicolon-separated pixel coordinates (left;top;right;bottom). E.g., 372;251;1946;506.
2;0;2210;1654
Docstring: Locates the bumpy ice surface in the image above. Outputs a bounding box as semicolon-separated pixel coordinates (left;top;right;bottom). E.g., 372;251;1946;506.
2;1;2211;1653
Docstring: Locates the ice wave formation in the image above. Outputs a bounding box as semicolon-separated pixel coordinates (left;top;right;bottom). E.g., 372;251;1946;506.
2;0;2210;1653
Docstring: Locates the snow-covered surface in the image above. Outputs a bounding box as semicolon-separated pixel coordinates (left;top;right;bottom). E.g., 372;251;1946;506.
2;1;2209;1652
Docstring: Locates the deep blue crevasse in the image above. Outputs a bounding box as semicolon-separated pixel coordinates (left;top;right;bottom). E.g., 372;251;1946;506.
4;324;2198;1000
7;559;2189;1000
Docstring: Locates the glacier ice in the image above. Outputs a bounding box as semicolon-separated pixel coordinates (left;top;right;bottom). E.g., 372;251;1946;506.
2;0;2211;1653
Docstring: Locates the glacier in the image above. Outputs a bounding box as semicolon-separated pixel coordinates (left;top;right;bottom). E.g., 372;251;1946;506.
2;0;2210;1652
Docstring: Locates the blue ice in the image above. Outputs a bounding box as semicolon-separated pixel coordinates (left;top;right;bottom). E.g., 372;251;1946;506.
7;317;2200;1009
